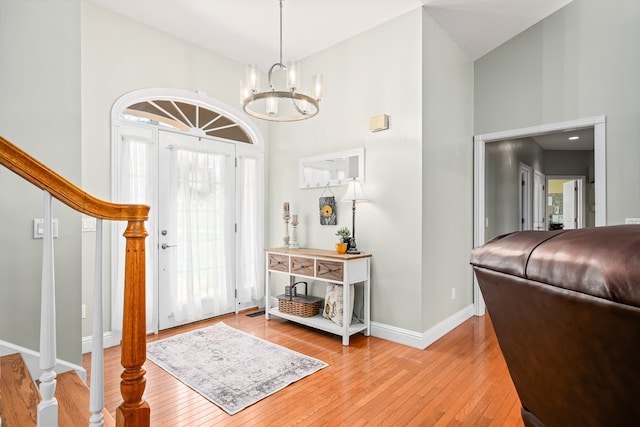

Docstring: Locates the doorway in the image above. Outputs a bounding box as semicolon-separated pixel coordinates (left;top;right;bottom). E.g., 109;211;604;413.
547;176;586;230
110;89;265;337
473;116;607;315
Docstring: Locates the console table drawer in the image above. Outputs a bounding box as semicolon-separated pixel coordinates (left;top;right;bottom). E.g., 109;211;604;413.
290;256;314;276
268;254;289;272
316;260;343;281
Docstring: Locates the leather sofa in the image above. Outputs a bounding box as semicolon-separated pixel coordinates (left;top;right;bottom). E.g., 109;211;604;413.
470;225;640;427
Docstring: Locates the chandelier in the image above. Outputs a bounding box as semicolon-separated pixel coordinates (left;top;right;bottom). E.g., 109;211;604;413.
241;0;323;122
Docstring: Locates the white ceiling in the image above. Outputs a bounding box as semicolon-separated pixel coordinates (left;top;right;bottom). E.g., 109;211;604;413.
90;0;572;72
532;128;594;151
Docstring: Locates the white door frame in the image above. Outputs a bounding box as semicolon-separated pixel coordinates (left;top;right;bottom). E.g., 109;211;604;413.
473;116;606;316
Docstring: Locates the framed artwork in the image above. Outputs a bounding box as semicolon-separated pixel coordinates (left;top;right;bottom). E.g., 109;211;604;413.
319;196;337;225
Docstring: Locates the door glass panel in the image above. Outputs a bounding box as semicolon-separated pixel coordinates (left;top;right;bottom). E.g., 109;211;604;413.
158;131;235;329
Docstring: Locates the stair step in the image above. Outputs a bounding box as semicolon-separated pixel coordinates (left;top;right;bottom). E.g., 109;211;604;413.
0;353;39;427
0;353;115;427
56;370;115;427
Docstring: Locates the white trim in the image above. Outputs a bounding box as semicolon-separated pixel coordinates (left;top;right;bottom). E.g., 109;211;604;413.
473;116;606;317
371;305;475;350
0;340;86;382
82;332;119;354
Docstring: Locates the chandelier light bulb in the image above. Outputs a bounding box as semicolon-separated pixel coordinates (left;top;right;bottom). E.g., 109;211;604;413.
246;64;260;93
312;74;323;101
267;96;278;115
286;61;300;91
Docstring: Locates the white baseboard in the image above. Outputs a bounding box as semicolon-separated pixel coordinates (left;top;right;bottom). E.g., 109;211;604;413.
0;339;86;382
370;304;476;349
82;331;120;354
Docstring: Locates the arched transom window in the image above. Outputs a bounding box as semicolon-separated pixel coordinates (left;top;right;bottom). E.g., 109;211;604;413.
121;98;253;144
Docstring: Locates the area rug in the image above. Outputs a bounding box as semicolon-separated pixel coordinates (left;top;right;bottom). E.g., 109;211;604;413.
146;322;328;415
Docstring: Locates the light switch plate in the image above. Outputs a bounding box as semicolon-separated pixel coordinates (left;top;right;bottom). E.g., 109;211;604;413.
82;216;97;232
33;218;59;238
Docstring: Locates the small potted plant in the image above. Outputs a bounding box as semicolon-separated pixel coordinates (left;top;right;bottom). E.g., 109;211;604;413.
335;227;351;254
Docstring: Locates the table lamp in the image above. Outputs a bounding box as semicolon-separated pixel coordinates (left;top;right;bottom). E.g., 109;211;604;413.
341;178;368;254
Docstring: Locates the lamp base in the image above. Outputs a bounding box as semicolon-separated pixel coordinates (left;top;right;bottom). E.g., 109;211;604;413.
346;237;361;254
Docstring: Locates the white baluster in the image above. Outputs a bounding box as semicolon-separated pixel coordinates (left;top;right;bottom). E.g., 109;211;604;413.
89;218;105;427
38;191;58;427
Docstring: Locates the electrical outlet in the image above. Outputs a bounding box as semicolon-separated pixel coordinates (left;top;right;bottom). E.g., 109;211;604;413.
81;304;86;319
625;218;640;224
451;288;456;300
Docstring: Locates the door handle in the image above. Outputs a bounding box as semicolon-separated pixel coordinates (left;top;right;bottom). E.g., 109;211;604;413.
161;243;177;249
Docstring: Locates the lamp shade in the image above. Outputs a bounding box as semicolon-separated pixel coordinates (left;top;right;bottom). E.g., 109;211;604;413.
341;178;368;202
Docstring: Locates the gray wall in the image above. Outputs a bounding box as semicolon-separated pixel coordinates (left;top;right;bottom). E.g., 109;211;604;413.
485;138;544;240
0;1;82;363
475;0;640;225
268;10;425;331
421;9;474;330
267;8;474;335
544;150;593;176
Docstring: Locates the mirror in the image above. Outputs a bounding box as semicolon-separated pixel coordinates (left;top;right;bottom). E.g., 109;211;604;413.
299;148;365;188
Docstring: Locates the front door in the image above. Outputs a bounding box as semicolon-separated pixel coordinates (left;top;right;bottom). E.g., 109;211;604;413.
157;131;236;330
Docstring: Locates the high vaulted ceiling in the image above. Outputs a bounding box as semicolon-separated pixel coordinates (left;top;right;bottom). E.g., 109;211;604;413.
90;0;572;72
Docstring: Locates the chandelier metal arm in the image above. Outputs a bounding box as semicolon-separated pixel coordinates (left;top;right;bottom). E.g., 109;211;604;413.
268;62;286;91
279;0;283;65
290;96;308;115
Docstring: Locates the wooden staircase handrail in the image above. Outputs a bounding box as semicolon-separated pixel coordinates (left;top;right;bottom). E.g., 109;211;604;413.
0;135;150;427
0;136;148;221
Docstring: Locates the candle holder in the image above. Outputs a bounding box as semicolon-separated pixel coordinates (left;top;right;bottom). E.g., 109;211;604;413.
289;215;300;249
283;213;290;247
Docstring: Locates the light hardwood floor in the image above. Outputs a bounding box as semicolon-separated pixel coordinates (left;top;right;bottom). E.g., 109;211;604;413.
83;312;524;426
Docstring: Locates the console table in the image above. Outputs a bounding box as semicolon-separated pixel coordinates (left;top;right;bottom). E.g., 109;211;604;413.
265;248;372;345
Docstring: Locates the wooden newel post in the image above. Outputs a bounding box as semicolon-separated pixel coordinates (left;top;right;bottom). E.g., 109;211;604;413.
116;219;150;427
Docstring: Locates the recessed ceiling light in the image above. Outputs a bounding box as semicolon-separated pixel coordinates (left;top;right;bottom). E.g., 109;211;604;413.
568;136;580;140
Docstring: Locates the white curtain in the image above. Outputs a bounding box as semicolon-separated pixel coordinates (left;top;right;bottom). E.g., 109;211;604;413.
169;147;230;322
237;155;263;306
113;135;155;335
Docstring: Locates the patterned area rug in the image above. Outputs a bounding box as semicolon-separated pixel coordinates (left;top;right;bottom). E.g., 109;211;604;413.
146;322;328;415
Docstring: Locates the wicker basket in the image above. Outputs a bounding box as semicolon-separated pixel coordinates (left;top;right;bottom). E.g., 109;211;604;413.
278;294;323;317
277;281;322;317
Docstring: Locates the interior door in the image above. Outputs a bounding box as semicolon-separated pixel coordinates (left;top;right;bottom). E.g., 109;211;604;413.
533;170;546;230
158;131;236;330
519;163;532;231
562;180;577;229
